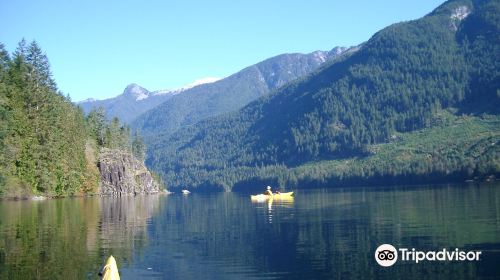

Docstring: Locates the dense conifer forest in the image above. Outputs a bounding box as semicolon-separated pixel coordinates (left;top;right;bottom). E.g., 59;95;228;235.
1;0;498;194
0;42;145;196
147;0;499;191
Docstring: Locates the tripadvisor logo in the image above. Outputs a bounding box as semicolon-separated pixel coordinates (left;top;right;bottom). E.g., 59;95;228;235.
375;244;398;267
375;244;482;267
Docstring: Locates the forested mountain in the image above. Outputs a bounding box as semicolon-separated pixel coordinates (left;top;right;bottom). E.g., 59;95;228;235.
147;0;500;191
0;40;151;197
132;47;348;139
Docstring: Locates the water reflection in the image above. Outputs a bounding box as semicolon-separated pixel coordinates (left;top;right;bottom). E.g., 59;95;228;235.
251;196;295;223
96;195;162;275
99;195;160;252
0;195;161;279
129;184;500;279
0;183;499;279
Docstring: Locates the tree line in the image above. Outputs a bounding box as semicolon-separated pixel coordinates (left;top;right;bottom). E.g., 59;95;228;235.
0;40;146;196
86;106;146;161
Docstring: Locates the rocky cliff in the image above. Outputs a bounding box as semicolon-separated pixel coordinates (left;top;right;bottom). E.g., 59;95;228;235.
98;148;160;195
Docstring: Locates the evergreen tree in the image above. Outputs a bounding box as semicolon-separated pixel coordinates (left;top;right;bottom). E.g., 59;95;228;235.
86;107;106;145
0;44;9;190
105;117;121;149
0;43;9;74
132;129;146;162
13;38;27;60
0;40;91;195
26;40;57;91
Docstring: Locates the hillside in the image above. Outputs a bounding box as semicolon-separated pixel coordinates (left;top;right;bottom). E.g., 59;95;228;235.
0;40;161;197
161;114;499;191
147;0;500;191
132;48;348;139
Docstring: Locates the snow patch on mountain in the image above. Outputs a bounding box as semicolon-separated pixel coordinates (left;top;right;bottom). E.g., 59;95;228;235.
135;92;149;101
181;77;222;90
152;89;175;96
78;98;97;104
450;6;471;31
312;51;328;63
152;77;222;97
451;6;470;21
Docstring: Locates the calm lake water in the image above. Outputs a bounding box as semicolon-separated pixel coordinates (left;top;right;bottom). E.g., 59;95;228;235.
1;183;499;279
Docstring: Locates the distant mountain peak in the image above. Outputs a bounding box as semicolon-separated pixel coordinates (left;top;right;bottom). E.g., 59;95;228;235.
123;83;150;101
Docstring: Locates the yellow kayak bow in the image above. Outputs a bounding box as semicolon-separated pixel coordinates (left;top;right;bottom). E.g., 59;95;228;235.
100;255;120;280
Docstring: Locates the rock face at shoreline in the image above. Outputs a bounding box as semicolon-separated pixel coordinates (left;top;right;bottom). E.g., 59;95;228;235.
98;148;160;195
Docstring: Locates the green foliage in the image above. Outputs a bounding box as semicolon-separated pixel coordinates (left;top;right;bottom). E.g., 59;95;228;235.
131;129;146;162
0;43;159;197
86;107;138;153
146;0;500;191
103;117;130;150
86;106;106;145
0;39;155;197
457;0;500;113
155;115;499;191
286;115;500;188
0;44;10;193
0;40;93;196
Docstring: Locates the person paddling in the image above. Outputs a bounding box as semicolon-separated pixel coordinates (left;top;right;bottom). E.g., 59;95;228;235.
264;186;273;195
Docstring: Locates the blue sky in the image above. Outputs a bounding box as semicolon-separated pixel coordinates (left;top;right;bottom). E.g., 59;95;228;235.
1;0;445;102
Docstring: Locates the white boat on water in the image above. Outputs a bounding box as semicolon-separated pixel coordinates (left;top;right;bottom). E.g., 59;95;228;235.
182;189;191;194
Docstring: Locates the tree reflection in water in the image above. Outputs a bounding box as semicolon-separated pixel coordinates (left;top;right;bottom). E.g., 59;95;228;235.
0;194;161;279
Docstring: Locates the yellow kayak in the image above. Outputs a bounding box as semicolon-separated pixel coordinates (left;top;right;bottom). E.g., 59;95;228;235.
251;191;294;201
99;255;120;280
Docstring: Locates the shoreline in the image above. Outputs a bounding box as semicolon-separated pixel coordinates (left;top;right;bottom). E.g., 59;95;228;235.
0;189;173;201
1;179;498;201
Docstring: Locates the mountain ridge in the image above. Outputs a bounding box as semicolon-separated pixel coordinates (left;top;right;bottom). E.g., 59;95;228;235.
146;0;499;191
132;47;350;139
77;77;221;123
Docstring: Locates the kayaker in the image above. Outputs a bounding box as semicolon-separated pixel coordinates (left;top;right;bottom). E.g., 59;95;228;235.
264;186;273;195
